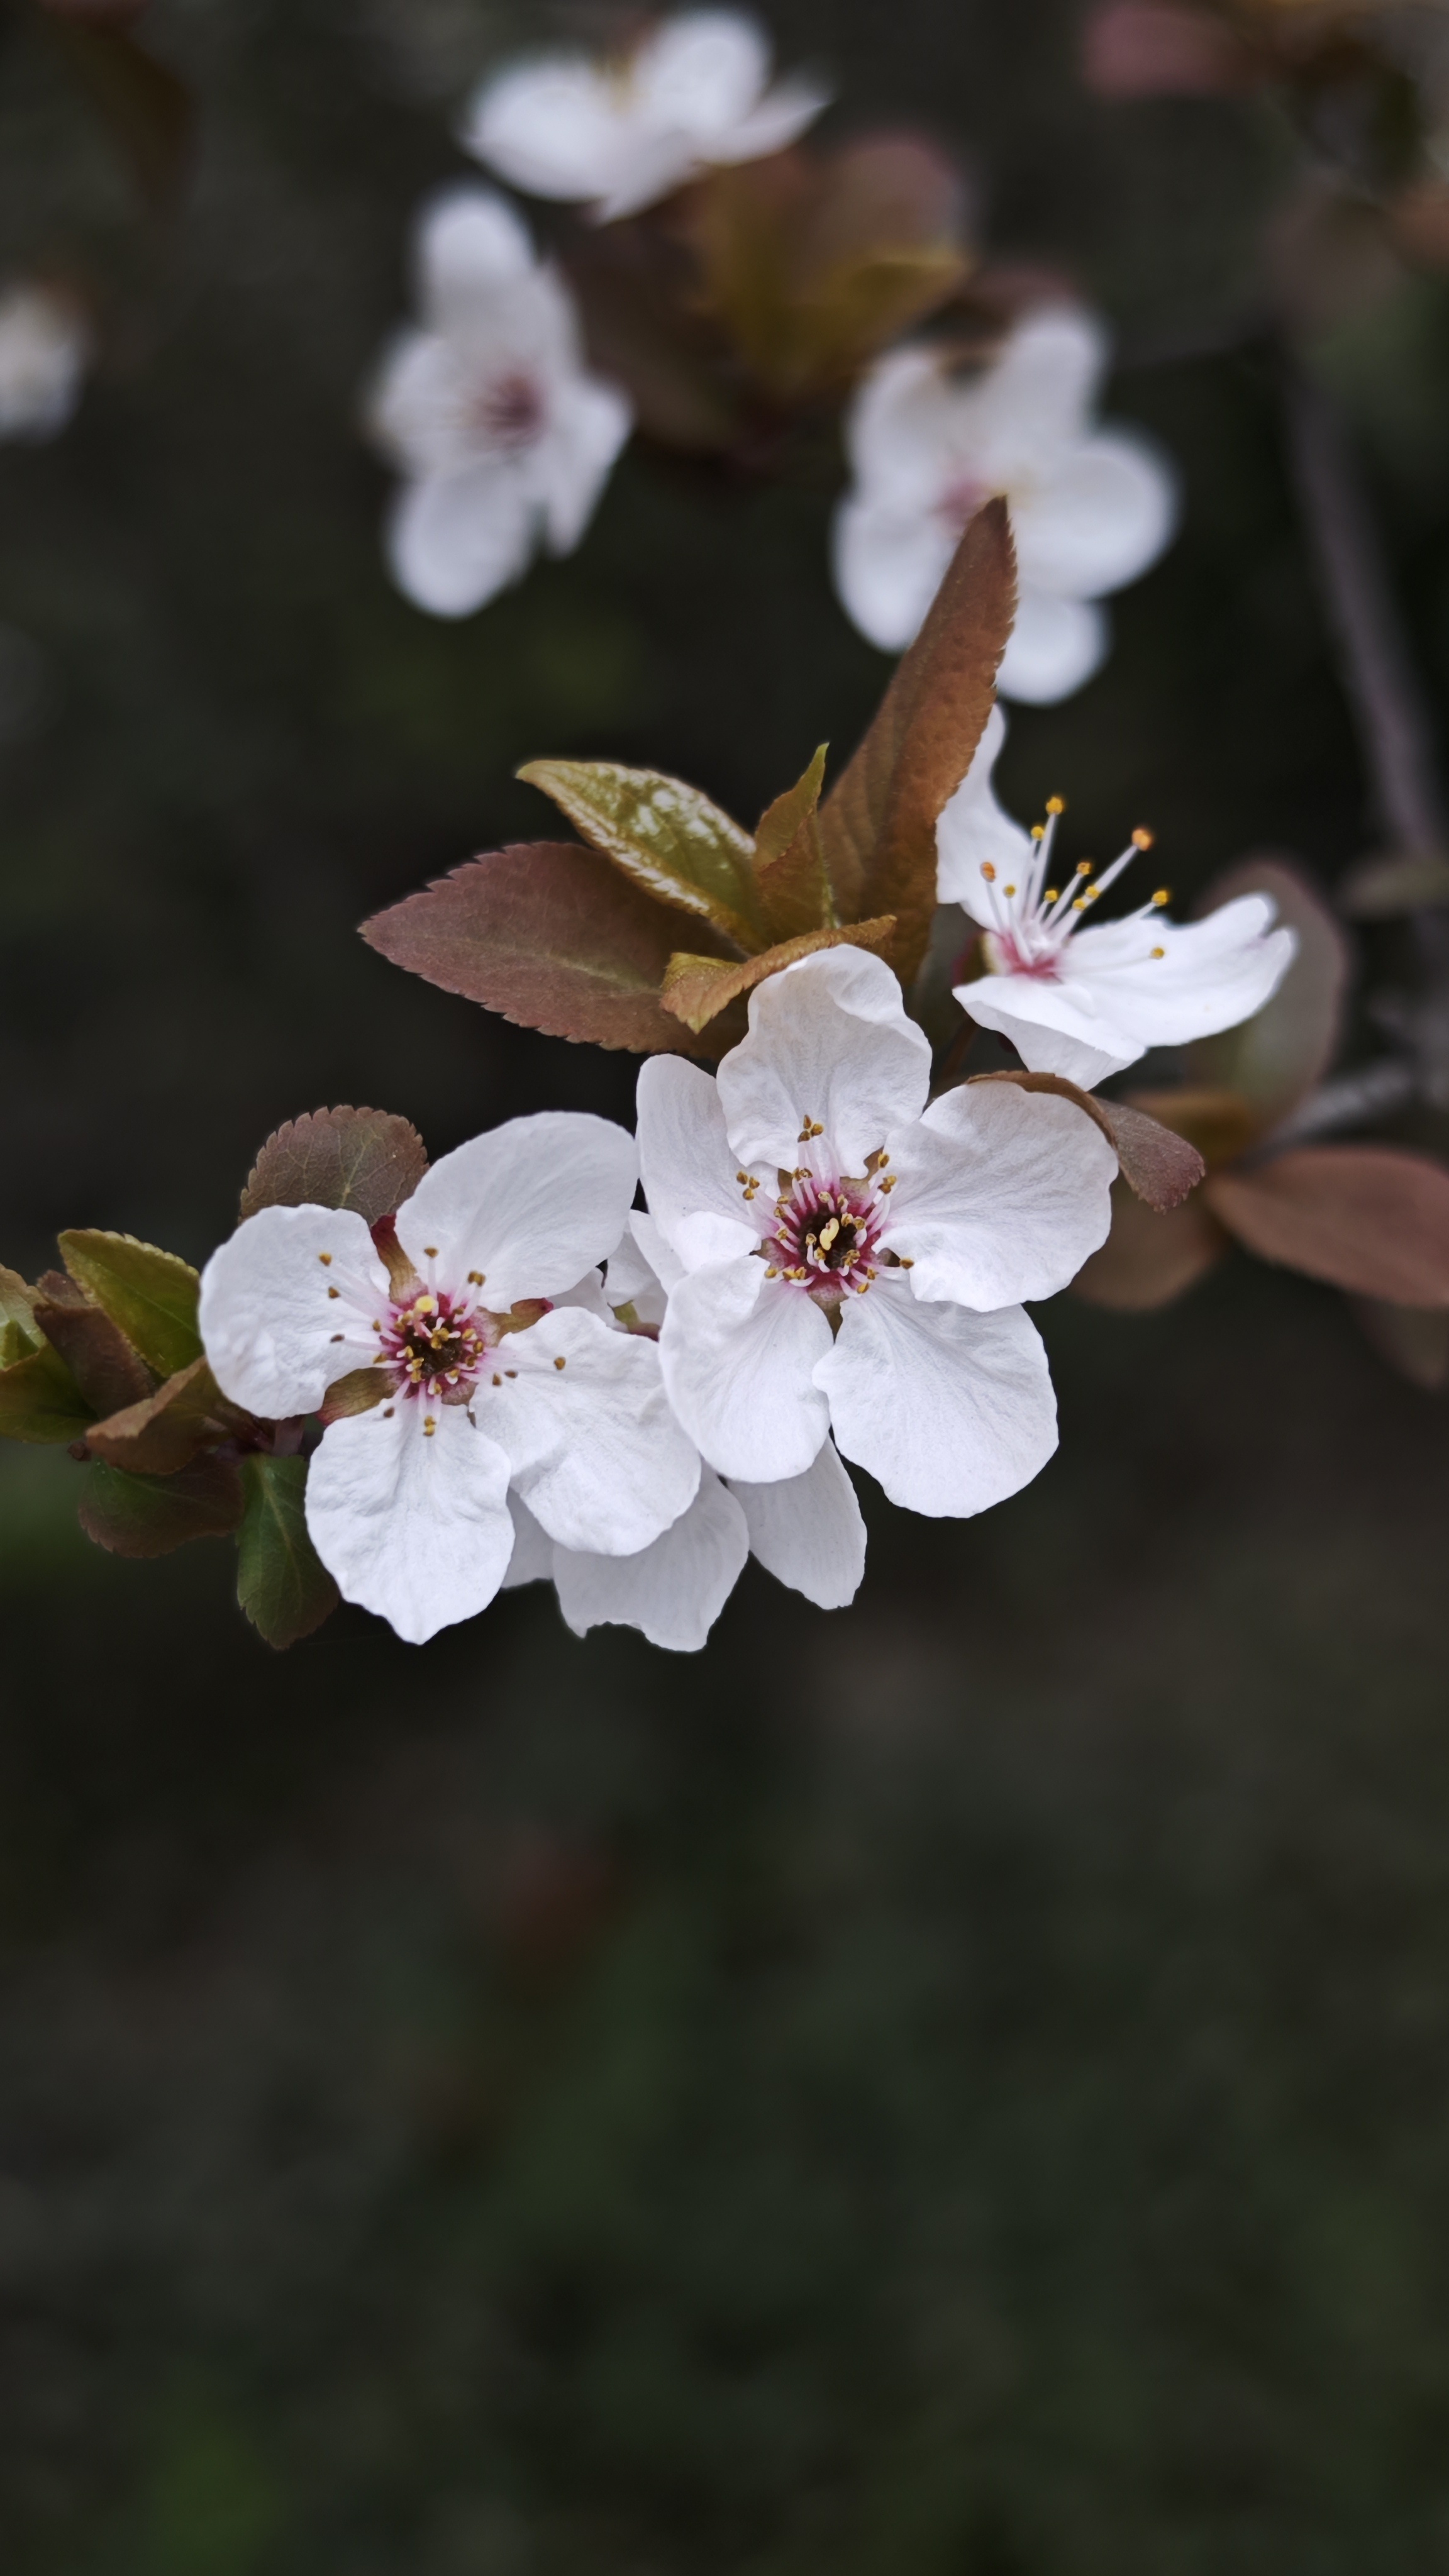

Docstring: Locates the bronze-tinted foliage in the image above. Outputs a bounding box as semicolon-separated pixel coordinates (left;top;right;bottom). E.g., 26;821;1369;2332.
1074;857;1449;1362
567;133;972;455
242;1106;429;1226
363;504;1016;1057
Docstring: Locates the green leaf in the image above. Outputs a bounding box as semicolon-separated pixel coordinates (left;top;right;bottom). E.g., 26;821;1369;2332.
77;1453;244;1557
660;918;897;1035
0;1265;43;1355
818;497;1015;981
362;842;731;1057
236;1455;339;1648
85;1356;224;1475
755;747;833;941
0;1341;95;1444
240;1106;429;1225
518;760;765;949
58;1230;202;1379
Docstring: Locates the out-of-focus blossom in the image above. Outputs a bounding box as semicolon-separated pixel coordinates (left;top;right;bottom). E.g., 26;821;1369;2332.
832;306;1178;702
199;1114;699;1643
0;284;89;443
460;9;830;225
940;708;1297;1088
366;186;631;617
637;945;1116;1516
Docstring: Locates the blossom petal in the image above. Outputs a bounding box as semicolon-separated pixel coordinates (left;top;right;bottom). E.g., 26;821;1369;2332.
1010;429;1177;599
935;703;1035;915
1067;896;1296;1048
996;584;1108;704
887;1081;1116;1306
199;1204;388;1418
832;491;956;653
460;57;634;204
635;11;774;136
396;1111;637;1309
553;1467;750;1652
386;462;536;618
717;946;931;1176
502;1492;555;1589
660;1255;832;1481
967;306;1106;481
709;75;833;165
955;970;1143;1089
414;184;535;325
731;1438;866;1607
636;1057;760;1272
537;375;633;555
306;1401;513;1645
818;1286;1057;1517
475;1306;700;1555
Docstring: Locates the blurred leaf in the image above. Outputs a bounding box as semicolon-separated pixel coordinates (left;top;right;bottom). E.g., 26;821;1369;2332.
1388;179;1449;271
78;1453;244;1557
819;500;1015;982
967;1070;1206;1211
518;760;764;950
240;1107;428;1226
0;1264;45;1355
85;1356;224;1474
1187;857;1352;1128
682;138;970;402
59;1230;201;1379
1124;1085;1263;1170
236;1455;338;1649
1350;1296;1449;1389
567;224;745;452
35;1270;154;1416
755;747;832;941
1074;1182;1229;1311
45;17;195;216
1339;847;1449;915
362;843;727;1057
0;1341;94;1443
1208;1146;1449;1301
1080;0;1256;96
318;1365;389;1426
660;917;896;1033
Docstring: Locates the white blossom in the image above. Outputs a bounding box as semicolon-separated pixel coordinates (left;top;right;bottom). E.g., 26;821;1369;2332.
832;306;1177;703
366;186;631;617
940;705;1297;1089
460;9;830;224
635;945;1118;1518
502;1214;867;1650
0;284;88;443
199;1114;699;1645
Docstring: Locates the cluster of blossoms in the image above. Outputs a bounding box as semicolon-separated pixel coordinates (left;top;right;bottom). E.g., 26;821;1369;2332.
363;7;1177;705
197;891;1292;1651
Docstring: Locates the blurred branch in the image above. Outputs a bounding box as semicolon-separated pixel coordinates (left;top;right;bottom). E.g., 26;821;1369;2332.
1279;355;1447;857
1257;1056;1416;1153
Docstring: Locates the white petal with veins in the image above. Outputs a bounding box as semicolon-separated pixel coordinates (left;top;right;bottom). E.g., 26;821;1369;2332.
306;1401;514;1645
552;1468;750;1650
818;1289;1057;1518
200;1204;388;1419
730;1439;866;1607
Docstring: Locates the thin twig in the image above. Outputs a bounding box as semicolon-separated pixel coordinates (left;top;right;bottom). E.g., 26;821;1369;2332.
1279;353;1448;856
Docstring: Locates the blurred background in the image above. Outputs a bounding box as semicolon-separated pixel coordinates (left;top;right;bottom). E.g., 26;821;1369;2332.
5;1;1449;2567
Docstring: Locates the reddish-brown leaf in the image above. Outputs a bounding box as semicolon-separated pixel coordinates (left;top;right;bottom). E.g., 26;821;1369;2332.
1207;1146;1449;1302
1121;1085;1262;1172
84;1355;225;1475
35;1272;154;1418
1073;1183;1229;1311
241;1107;429;1225
362;843;728;1057
660;918;897;1035
78;1453;245;1558
47;19;195;214
1080;0;1255;97
1350;1297;1449;1391
818;499;1016;982
755;747;832;942
966;1070;1205;1211
1186;857;1350;1128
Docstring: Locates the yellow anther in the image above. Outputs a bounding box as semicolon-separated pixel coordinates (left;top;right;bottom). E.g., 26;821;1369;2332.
1072;897;1087;911
1046;796;1065;816
818;1217;841;1253
468;1270;486;1286
880;1175;897;1192
899;1255;914;1268
1030;825;1045;843
736;1171;749;1184
1004;884;1017;898
1043;888;1058;905
492;1372;502;1386
1151;945;1165;958
981;861;997;880
424;1245;438;1258
327;1285;339;1299
1153;888;1170;907
1131;827;1155;850
423;1416;436;1437
383;1405;394;1419
504;1368;517;1380
414;1293;436;1314
1075;860;1092;877
318;1252;332;1266
809;1121;824;1138
765;1266;779;1279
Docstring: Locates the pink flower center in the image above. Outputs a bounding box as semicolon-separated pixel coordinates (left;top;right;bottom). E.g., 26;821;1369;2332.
474;370;546;450
378;1285;488;1403
766;1172;886;1298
